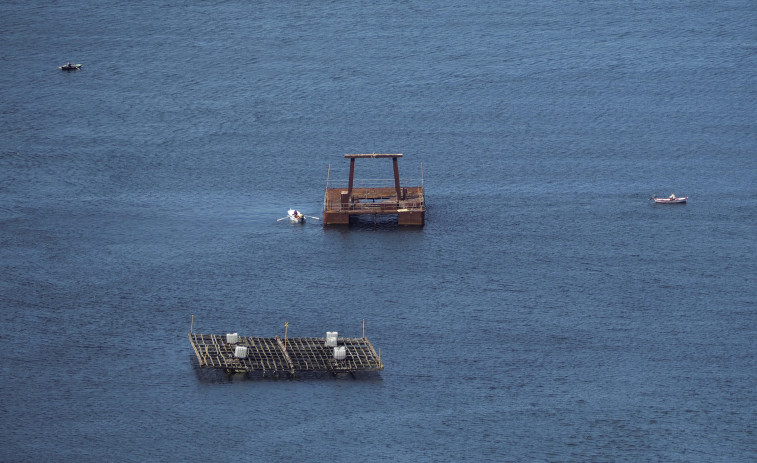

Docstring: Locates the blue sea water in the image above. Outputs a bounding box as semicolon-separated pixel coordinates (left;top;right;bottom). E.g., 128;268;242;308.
1;0;756;461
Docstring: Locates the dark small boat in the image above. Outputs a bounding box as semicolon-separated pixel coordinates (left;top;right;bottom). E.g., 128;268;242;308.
59;62;82;71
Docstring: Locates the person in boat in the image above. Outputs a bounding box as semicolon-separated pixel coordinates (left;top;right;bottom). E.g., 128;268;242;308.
669;193;676;200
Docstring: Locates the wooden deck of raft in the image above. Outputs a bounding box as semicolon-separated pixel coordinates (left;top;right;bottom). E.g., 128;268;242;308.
188;333;384;376
323;186;425;223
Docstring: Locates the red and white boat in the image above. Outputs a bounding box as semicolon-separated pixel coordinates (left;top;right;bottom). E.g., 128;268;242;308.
652;194;687;204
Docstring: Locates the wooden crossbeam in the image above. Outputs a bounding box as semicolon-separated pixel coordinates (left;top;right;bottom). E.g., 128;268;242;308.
345;153;402;158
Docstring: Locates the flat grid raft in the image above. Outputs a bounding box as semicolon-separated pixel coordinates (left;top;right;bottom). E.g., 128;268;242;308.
188;333;384;376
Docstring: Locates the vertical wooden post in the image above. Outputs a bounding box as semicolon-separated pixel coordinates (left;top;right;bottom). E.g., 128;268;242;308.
392;157;401;200
362;319;365;339
347;158;356;199
284;321;289;352
190;315;194;333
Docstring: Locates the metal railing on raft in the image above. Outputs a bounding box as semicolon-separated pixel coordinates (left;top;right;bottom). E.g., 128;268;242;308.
326;178;425;189
324;199;425;213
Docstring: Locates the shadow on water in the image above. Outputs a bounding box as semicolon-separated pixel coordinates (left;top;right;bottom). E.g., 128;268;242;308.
323;216;427;232
190;356;384;383
192;367;384;384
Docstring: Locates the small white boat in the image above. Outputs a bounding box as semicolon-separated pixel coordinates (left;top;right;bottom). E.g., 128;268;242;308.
287;209;305;223
652;194;687;204
277;209;320;223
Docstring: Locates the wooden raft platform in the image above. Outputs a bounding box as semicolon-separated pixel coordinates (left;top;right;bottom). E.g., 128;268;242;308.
323;153;425;225
188;333;384;377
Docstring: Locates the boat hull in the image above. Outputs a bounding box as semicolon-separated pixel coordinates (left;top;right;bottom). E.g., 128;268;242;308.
653;197;687;204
